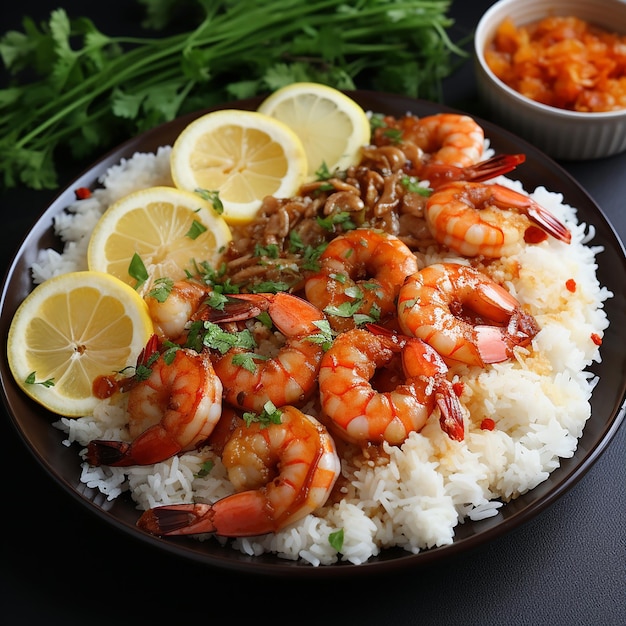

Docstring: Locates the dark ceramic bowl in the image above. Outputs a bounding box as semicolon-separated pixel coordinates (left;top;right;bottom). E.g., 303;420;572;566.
1;92;625;577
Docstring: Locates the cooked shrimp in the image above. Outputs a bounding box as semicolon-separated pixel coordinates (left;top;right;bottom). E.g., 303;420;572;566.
212;292;328;412
318;327;464;445
86;345;222;466
137;405;341;537
145;279;209;341
397;263;540;367
425;181;572;258
398;113;485;169
304;228;418;332
372;112;525;187
420;153;526;190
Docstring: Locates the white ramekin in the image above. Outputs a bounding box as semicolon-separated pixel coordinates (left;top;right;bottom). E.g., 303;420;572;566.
474;0;626;160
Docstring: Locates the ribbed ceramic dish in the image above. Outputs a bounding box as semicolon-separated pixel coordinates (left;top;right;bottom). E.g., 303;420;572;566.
474;0;626;160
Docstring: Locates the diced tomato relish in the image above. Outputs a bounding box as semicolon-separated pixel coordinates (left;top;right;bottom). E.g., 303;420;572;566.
485;16;626;112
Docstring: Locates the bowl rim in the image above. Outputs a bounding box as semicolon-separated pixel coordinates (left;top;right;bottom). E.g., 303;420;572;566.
474;0;626;121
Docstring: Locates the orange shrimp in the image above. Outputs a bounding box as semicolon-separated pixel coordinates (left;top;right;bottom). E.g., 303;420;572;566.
397;263;540;367
399;113;485;169
424;181;571;258
304;228;418;332
318;327;464;445
136;405;341;537
211;292;328;412
420;153;527;190
145;279;209;341
86;344;223;466
375;112;525;187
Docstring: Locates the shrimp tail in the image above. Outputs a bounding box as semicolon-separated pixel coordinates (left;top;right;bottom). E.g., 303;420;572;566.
435;381;465;442
138;493;278;537
201;296;265;323
86;427;185;467
526;199;572;244
207;292;325;334
487;183;571;244
137;503;216;536
507;308;541;347
474;326;512;364
85;440;133;467
136;333;161;367
462;153;526;183
423;153;526;188
475;309;540;364
365;323;409;349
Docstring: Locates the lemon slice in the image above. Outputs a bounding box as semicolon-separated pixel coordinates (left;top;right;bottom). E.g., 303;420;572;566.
7;271;154;417
170;109;308;225
257;82;371;178
87;186;232;290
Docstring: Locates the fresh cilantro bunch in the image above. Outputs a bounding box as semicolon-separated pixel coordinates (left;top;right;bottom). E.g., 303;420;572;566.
0;0;463;191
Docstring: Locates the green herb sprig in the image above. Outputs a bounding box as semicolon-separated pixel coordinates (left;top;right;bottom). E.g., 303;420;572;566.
0;0;463;191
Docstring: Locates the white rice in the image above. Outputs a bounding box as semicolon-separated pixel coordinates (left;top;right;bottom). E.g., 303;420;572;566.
47;143;611;567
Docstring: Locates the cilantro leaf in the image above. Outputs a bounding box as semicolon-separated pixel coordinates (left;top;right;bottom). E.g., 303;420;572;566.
0;1;464;191
25;371;55;388
147;276;174;302
328;528;344;551
243;401;283;428
128;253;149;289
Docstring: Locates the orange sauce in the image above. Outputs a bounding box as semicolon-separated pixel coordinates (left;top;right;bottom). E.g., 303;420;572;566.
484;15;626;112
92;374;120;399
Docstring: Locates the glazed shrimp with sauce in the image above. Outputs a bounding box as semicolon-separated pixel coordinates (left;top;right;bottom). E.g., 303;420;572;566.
137;405;341;537
145;279;209;341
399;113;486;170
318;327;465;445
86;337;223;466
211;292;328;413
304;228;418;332
380;113;524;185
424;181;572;258
397;263;540;368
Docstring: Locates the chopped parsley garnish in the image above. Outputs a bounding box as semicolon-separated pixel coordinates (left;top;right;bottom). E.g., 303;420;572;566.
189;321;256;355
315;162;333;180
185;218;208;239
231;352;267;373
128;253;149;290
243;401;283;428
196;459;214;478
316;211;357;232
401;175;432;197
254;243;280;259
328;528;344;551
25;372;55;388
307;319;335;351
147;276;174;302
196;189;224;215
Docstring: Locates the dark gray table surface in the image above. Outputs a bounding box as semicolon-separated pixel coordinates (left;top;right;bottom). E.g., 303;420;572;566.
1;2;624;624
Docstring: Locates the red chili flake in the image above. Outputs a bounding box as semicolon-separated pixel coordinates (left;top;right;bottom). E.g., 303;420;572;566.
452;381;465;397
524;226;548;244
75;187;92;200
591;333;602;346
480;418;496;431
565;278;577;293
